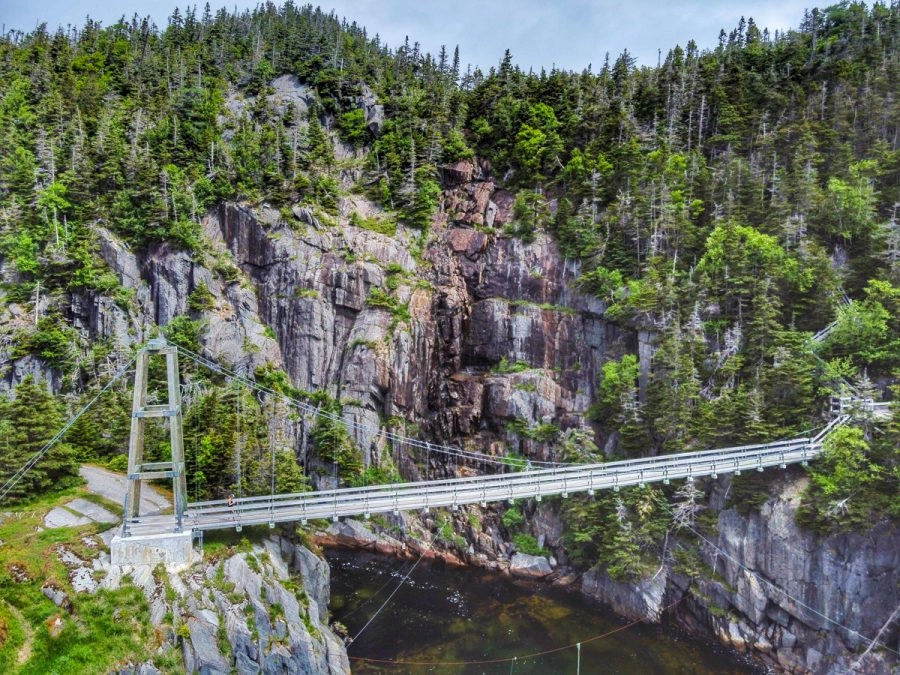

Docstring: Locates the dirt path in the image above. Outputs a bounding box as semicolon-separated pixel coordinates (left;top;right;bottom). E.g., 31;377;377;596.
78;465;170;515
5;602;33;666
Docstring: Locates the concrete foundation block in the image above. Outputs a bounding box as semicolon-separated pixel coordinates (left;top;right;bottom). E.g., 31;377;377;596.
111;531;195;567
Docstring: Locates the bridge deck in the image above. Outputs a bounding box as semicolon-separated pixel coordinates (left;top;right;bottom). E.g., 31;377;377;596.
121;431;840;537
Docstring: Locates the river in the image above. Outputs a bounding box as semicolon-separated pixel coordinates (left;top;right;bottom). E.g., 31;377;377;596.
327;549;764;674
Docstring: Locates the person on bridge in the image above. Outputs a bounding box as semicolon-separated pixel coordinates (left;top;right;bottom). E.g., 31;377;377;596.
228;493;235;508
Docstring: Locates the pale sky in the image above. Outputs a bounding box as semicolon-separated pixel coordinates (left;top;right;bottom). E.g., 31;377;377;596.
2;0;818;70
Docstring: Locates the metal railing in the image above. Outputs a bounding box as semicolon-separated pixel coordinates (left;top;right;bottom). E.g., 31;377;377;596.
165;431;840;533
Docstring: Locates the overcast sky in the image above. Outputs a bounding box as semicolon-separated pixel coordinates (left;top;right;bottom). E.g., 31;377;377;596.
3;0;818;70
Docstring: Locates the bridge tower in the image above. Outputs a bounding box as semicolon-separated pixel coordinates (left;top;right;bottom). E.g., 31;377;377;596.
123;337;187;534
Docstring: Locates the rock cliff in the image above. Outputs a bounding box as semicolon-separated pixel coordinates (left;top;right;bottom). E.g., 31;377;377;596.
581;472;899;674
205;178;612;469
97;534;349;675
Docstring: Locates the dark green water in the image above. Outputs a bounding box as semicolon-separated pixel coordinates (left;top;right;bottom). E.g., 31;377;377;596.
327;550;764;675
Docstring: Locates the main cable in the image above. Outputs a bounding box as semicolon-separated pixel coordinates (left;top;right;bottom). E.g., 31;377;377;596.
0;353;138;502
175;345;568;469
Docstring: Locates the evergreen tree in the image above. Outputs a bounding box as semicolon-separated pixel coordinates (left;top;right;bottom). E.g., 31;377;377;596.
0;376;79;500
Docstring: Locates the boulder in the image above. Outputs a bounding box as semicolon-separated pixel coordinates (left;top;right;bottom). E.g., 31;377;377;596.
509;553;552;578
41;583;72;612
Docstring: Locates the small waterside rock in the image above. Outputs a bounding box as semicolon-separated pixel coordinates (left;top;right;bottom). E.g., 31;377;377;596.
509;553;552;579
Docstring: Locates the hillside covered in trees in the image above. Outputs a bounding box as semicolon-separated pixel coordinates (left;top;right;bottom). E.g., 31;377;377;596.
0;2;898;673
1;0;897;525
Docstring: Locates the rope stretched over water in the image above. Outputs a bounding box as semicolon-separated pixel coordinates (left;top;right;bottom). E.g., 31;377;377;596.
334;556;418;624
346;543;433;647
347;595;687;666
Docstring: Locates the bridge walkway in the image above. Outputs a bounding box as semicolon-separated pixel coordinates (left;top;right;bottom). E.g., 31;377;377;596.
122;419;847;536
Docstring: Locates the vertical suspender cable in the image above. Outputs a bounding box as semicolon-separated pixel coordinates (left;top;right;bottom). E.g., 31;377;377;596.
270;398;276;499
193;385;200;503
236;382;242;498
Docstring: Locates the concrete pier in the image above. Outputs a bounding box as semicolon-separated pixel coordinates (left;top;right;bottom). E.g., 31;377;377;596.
110;531;195;567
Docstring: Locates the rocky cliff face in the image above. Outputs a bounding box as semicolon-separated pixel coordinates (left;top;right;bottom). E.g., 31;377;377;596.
581;472;899;674
691;475;898;674
98;534;349;675
206;176;612;469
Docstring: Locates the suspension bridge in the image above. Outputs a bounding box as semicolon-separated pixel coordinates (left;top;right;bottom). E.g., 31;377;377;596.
0;337;890;566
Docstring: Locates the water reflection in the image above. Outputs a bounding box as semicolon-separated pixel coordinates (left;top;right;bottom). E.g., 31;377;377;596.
327;549;763;674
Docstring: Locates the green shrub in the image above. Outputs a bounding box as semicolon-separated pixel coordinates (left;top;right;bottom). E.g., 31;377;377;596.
164;316;205;351
187;281;216;311
337;109;369;147
513;533;548;556
366;287;410;324
106;455;128;473
349;211;396;237
502;504;525;529
492;357;532;374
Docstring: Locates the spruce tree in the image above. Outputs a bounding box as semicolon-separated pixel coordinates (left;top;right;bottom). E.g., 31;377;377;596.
0;376;79;500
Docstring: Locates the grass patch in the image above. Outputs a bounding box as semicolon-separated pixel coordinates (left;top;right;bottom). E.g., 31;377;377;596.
0;602;26;672
348;338;378;351
491;358;533;374
350;212;397;237
366;288;411;325
21;586;155;674
0;490;166;673
513;533;549;556
294;288;320;300
508;299;577;316
200;525;274;561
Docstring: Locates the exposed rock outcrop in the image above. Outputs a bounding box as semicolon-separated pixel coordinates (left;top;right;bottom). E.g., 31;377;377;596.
206;180;611;470
96;535;350;675
684;476;899;674
580;473;899;674
582;566;668;622
357;84;384;135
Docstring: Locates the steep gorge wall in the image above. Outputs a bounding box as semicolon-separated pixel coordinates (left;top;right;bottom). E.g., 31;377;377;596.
209;177;613;468
582;472;899;674
691;475;899;674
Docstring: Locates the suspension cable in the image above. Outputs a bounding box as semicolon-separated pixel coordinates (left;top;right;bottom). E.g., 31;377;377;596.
270;398;276;500
174;345;567;469
0;353;138;503
236;381;243;498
